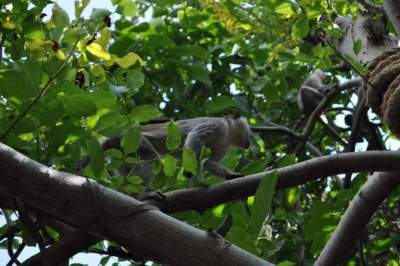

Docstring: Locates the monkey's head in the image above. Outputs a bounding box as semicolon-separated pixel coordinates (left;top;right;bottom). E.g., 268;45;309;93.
230;117;251;149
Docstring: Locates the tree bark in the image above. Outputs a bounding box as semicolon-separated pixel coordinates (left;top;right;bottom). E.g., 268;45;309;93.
145;151;400;213
0;143;272;266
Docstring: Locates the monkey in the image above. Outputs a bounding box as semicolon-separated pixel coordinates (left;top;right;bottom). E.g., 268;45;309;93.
297;70;348;146
79;116;251;184
141;116;250;180
297;70;329;116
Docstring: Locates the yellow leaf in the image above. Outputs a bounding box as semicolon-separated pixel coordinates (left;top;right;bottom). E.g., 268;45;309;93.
2;17;15;29
94;27;111;49
55;49;66;60
226;18;235;32
235;23;252;30
86;43;111;60
113;52;144;68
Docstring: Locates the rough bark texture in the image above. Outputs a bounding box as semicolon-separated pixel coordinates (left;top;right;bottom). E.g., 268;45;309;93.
335;15;397;65
315;171;400;265
0;143;272;266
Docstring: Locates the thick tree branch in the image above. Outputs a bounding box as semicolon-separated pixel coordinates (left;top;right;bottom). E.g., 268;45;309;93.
0;143;272;266
144;151;400;213
315;171;400;265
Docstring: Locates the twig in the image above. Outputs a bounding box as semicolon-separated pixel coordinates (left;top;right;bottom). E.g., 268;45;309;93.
16;199;49;266
343;89;367;188
6;242;25;266
252;125;323;156
0;35;80;141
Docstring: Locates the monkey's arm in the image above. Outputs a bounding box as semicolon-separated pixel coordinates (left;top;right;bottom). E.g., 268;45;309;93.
184;122;243;179
203;159;243;179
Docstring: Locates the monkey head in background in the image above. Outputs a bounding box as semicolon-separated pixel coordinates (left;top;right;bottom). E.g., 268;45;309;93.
83;116;252;187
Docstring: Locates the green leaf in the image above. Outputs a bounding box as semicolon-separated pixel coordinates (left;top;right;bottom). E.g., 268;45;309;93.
123;183;143;194
127;175;143;185
167;46;209;61
23;15;45;40
0;69;35;98
186;65;210;83
292;18;310;40
75;0;90;18
63;94;97;117
127;69;145;91
277;261;296;266
121;124;141;154
202;95;236;114
21;60;44;87
117;0;137;17
353;39;362;55
132;22;150;32
182;148;197;175
130;105;161;122
104;148;123;159
124;156;144;164
166;120;181;151
51;4;70;28
146;34;175;48
249;172;278;235
163;154;177;177
87;138;105;176
274;2;295;15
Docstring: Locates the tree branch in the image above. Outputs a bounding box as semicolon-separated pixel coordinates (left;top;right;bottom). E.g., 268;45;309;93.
315;171;400;265
294;78;362;154
0;142;272;266
144;151;400;213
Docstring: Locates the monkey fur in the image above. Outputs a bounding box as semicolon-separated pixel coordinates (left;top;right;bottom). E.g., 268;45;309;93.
80;116;251;184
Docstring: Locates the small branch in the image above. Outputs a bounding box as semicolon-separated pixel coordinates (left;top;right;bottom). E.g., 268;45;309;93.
294;78;362;155
15;199;49;266
344;89;368;188
252;125;323;156
294;85;342;154
0;36;80;141
315;171;400;265
21;231;98;266
6;243;25;266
